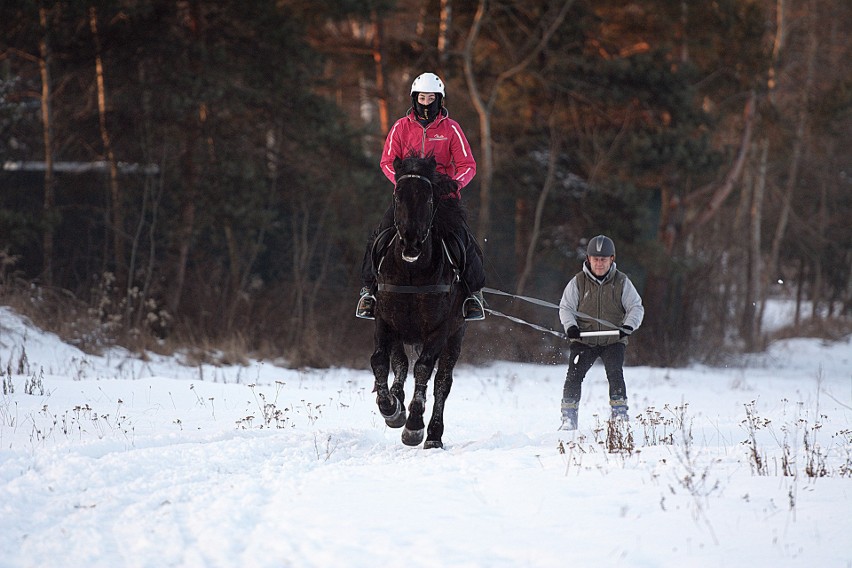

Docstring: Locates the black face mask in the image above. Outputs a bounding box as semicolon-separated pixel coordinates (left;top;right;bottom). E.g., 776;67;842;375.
412;93;442;123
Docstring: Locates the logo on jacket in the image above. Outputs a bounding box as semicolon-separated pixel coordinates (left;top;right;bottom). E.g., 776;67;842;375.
428;134;448;142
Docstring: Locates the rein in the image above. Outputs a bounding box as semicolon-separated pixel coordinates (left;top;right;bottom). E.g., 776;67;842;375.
393;173;438;239
394;174;433;189
378;283;451;293
381;173;456;295
377;236;459;295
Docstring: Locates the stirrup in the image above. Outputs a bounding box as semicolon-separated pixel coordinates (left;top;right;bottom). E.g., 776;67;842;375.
463;292;485;321
355;287;376;320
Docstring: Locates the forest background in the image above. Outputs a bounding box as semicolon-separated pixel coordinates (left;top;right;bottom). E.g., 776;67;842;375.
1;0;850;369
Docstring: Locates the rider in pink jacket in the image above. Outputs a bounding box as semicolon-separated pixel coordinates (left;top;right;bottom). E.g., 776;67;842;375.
379;105;477;196
357;72;485;322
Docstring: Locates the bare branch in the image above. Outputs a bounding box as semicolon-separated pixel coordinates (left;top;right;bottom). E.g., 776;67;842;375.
684;91;756;232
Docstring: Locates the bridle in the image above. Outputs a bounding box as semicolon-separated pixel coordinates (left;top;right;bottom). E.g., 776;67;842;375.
393;174;437;237
395;174;433;188
379;172;452;294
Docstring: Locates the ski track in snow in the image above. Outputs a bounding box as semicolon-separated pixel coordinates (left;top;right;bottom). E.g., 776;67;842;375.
1;305;851;567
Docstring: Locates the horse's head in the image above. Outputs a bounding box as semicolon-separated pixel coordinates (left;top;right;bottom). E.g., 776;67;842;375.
393;155;438;263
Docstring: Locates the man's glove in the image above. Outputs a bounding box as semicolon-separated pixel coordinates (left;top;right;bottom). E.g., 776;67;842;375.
619;325;633;338
565;325;580;339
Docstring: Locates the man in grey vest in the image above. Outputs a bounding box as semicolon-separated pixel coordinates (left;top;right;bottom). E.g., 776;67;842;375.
557;235;645;430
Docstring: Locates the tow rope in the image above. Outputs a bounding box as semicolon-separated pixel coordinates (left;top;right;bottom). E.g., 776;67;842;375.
481;287;626;339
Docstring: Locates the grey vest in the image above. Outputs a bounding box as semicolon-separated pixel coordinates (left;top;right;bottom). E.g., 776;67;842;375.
575;268;626;346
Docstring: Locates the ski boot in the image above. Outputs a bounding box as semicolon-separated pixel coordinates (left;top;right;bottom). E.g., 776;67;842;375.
559;400;579;430
610;398;629;421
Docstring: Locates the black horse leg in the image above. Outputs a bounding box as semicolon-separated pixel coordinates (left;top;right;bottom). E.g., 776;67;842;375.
424;329;464;449
401;355;438;446
382;342;408;428
389;343;408;403
372;326;399;422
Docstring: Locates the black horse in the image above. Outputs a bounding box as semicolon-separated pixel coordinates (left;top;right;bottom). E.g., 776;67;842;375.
370;155;469;449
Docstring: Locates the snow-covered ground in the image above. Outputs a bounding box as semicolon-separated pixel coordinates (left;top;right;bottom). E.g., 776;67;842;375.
1;304;850;567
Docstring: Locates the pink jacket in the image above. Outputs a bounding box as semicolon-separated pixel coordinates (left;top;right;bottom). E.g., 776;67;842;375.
380;109;477;197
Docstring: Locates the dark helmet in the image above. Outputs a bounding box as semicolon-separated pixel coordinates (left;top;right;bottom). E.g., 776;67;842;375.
586;235;615;257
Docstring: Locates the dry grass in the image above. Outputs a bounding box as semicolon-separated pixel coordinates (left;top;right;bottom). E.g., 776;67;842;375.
2;246;849;372
769;317;852;343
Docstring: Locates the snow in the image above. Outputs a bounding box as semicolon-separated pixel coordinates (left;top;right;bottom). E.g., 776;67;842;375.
1;304;851;568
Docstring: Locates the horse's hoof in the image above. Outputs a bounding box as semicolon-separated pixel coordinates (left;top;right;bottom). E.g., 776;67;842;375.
423;440;444;450
384;409;407;429
401;427;425;446
379;397;406;429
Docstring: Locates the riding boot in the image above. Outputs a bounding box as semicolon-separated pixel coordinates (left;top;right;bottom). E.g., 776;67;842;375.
559;400;579;431
356;286;376;320
463;290;485;321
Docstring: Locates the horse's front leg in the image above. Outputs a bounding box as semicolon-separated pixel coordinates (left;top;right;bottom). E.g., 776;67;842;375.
371;325;401;425
424;327;465;449
401;349;440;447
383;342;408;428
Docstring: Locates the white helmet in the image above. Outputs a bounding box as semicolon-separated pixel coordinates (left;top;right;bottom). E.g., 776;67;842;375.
410;73;445;97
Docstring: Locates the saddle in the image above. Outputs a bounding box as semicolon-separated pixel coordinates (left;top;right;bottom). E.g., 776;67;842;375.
371;226;466;279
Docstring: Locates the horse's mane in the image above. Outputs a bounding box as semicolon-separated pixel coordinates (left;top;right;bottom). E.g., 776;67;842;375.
394;153;468;238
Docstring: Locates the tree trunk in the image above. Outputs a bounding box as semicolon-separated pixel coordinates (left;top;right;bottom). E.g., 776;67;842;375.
766;0;816;303
514;197;528;283
767;0;787;103
743;139;767;351
658;188;679;255
438;0;452;68
129;63;163;331
462;0;574;247
170;0;206;315
462;0;491;245
89;6;125;286
685;91;756;231
753;135;770;330
811;180;827;322
794;258;804;325
517;110;560;295
38;3;55;285
169;149;198;314
679;1;689;63
287;192;332;363
371;12;388;135
843;249;852;316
